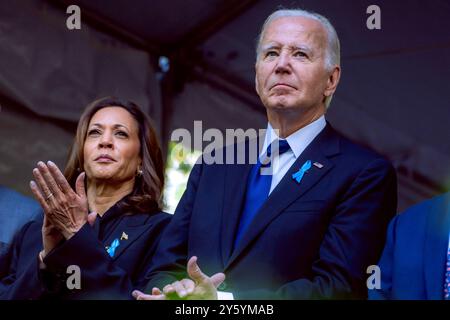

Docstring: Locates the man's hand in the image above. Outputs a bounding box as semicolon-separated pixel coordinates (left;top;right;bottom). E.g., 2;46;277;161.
164;256;225;300
132;287;166;300
132;256;225;300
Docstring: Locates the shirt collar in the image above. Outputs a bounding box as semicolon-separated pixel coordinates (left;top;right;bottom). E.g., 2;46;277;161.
261;115;326;159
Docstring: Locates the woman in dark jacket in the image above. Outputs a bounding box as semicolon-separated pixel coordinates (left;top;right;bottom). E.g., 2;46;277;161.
0;97;171;299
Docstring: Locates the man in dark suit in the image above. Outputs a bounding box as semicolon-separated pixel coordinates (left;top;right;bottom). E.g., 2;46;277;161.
134;8;397;300
0;185;41;252
369;192;450;300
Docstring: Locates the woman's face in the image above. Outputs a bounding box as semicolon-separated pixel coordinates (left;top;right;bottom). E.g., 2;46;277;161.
83;106;141;185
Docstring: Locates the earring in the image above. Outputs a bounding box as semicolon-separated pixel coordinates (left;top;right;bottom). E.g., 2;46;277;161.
136;168;143;177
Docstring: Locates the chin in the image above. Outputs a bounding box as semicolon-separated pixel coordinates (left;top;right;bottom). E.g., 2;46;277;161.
267;102;297;112
266;95;292;108
90;169;116;180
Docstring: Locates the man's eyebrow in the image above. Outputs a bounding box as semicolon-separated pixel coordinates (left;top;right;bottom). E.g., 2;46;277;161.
260;43;280;51
260;43;313;53
292;45;313;53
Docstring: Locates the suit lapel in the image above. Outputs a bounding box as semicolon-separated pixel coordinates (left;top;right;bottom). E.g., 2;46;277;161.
220;140;254;266
226;125;340;269
103;214;153;260
424;194;450;299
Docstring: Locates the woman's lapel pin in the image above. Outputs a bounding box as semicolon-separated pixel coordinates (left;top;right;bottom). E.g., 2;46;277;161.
106;238;120;257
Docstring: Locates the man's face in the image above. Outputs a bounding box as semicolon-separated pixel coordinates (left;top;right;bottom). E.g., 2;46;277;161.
255;16;334;114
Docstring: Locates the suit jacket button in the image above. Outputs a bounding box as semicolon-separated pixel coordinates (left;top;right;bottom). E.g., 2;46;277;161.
218;281;227;291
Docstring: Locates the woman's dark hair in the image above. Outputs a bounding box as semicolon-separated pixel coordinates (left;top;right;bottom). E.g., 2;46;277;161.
64;97;164;213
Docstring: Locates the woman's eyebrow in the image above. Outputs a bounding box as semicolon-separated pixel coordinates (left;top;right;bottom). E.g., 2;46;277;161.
89;123;130;130
112;124;129;131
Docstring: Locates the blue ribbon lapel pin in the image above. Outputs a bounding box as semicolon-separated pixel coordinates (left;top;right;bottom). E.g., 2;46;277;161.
292;160;313;184
106;238;120;258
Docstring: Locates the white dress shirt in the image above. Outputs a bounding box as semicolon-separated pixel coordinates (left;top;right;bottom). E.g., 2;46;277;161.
260;115;326;194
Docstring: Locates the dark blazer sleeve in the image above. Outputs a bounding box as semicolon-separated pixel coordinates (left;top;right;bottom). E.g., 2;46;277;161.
144;163;203;290
237;158;397;299
42;214;170;300
368;214;398;300
0;221;49;300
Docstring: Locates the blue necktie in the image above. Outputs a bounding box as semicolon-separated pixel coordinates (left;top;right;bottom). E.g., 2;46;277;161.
233;139;291;249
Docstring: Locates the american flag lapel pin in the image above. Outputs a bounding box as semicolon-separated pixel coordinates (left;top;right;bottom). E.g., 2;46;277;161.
120;232;128;241
313;162;324;169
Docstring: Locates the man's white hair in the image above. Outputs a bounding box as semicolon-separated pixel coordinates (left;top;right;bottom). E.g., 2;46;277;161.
256;9;341;108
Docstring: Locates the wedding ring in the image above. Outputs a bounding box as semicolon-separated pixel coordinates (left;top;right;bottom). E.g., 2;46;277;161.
45;193;54;201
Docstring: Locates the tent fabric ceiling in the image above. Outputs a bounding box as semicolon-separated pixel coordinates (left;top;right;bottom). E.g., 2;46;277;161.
67;0;450;147
71;0;228;45
1;0;449;211
0;0;159;122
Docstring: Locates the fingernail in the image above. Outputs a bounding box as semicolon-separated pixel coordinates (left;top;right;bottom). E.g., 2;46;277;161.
47;161;55;166
132;290;138;297
30;181;35;187
37;161;45;167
